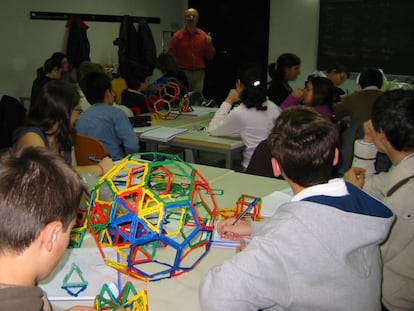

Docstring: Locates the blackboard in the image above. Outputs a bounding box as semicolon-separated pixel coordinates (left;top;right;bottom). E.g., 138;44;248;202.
317;0;414;76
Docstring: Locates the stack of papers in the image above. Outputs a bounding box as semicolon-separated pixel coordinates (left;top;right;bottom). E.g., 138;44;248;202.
139;126;189;142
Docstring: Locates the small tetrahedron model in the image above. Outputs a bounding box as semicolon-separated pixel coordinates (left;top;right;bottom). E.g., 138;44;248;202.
61;262;88;297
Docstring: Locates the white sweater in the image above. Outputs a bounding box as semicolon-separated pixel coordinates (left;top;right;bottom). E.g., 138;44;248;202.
200;179;394;311
207;100;281;169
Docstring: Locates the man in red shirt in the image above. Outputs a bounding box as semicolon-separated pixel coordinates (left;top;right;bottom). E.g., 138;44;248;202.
169;8;215;96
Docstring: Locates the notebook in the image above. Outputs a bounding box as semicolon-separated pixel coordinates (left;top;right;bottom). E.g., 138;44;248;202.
139;126;189;142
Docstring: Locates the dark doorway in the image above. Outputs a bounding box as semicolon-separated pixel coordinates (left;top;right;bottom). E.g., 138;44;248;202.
188;0;270;103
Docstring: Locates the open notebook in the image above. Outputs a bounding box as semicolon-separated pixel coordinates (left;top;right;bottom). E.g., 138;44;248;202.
140;126;189;142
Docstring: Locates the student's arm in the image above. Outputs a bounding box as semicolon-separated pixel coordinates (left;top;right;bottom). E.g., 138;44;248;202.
72;148;113;176
199;229;290;311
207;89;243;136
280;93;302;110
114;111;139;155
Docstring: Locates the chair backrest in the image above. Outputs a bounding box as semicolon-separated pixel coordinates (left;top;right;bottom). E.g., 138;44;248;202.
74;134;107;165
111;77;127;105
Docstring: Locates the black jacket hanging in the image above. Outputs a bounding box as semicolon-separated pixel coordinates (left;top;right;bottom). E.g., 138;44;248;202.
66;15;90;69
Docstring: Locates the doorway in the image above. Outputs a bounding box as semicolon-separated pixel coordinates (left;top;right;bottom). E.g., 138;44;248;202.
188;0;270;103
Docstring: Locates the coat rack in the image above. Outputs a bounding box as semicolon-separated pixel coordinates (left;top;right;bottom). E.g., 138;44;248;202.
30;11;160;24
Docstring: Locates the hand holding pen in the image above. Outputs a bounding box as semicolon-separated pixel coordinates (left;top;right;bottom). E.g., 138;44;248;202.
217;198;259;241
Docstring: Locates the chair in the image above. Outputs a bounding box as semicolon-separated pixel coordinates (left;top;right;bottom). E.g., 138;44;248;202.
74;134;107;165
245;139;275;178
111;77;127;105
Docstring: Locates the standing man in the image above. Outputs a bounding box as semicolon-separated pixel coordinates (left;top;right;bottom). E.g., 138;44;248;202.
169;8;215;96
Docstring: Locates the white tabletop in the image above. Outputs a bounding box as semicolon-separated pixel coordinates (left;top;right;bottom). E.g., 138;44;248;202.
51;167;289;311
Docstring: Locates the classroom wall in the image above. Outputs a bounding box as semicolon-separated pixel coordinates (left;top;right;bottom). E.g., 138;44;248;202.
0;0;359;100
0;0;187;99
268;0;358;94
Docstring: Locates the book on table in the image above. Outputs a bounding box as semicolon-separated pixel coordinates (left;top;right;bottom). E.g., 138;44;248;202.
139;126;189;142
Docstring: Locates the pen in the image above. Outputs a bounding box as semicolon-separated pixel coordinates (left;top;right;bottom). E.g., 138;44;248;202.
87;156;101;162
232;198;259;225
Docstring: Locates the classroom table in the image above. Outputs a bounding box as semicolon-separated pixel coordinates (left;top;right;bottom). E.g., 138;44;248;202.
50;166;289;311
208;171;289;208
135;108;245;169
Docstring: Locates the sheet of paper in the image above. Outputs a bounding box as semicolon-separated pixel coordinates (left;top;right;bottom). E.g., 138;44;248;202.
39;247;120;301
260;188;293;218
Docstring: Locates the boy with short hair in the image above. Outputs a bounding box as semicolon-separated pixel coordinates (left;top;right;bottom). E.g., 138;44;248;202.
200;106;394;311
0;147;92;311
345;90;414;311
76;71;139;161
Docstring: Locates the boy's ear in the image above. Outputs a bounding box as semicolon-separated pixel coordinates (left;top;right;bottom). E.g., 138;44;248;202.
271;158;282;177
333;148;339;167
41;221;63;252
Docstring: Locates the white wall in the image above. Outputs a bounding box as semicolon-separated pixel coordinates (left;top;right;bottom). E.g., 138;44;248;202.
0;0;187;98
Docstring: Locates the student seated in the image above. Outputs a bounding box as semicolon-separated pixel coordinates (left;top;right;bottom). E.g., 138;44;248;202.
333;67;384;125
200;106;394;311
146;53;190;113
281;76;335;121
30;57;62;108
76;71;139;161
267;53;301;106
309;62;350;103
14;80;113;176
207;64;281;170
0;147;93;311
121;61;152;114
345;90;414;311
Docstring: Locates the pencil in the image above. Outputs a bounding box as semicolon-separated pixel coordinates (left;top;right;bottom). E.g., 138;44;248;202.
232;198;259;225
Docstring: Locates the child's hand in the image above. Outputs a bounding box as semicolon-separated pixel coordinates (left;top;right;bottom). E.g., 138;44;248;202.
291;88;305;100
362;120;375;143
217;218;252;241
99;156;114;173
225;89;241;105
344;167;366;188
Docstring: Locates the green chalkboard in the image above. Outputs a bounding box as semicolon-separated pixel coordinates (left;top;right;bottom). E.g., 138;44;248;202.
318;0;414;75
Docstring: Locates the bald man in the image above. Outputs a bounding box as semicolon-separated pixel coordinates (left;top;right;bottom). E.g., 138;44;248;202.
169;8;215;95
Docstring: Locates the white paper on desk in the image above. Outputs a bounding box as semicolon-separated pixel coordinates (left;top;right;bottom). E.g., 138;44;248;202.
38;248;120;301
140;126;189;142
133;125;160;134
261;188;293;218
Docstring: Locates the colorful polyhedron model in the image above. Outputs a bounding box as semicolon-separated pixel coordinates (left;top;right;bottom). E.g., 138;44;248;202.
146;77;190;119
218;194;262;221
88;152;218;281
70;191;90;248
94;281;148;311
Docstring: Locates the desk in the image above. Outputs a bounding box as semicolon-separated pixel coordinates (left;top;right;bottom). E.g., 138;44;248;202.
135;108;245;169
51;168;289;311
51;237;235;311
209;171;289;208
